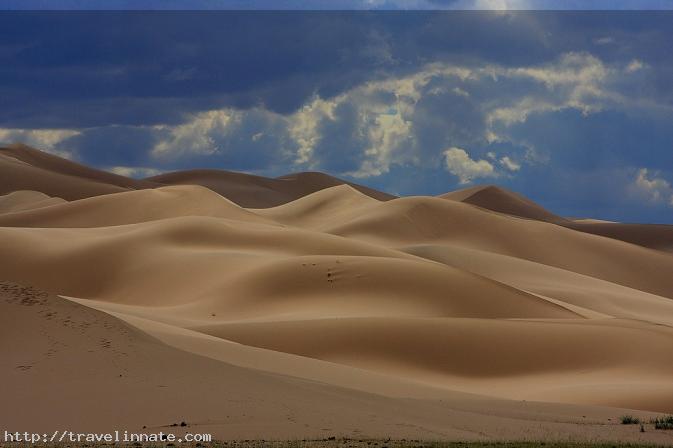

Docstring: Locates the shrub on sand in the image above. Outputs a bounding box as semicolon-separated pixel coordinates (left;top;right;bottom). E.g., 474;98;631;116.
620;415;640;425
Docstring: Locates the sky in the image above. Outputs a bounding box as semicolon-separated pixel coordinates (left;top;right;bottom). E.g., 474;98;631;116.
1;6;672;223
2;1;673;10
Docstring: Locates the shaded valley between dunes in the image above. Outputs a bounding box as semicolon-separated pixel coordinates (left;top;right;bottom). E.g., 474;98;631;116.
1;144;673;443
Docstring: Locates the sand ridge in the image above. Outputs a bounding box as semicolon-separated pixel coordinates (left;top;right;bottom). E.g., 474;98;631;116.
148;169;395;208
1;145;673;442
441;184;673;252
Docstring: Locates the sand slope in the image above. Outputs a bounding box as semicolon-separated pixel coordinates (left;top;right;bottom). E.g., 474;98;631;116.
7;282;673;442
0;190;66;214
0;185;270;228
253;185;380;229
315;195;673;299
440;185;565;224
402;244;673;326
1;143;153;191
198;317;673;409
442;184;673;252
1;146;673;442
149;169;395;207
0;148;131;200
566;221;673;252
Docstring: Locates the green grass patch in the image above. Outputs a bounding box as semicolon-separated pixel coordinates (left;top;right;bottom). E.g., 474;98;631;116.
651;415;673;430
620;415;641;425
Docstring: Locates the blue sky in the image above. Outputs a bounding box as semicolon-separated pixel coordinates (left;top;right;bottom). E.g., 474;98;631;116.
1;9;672;223
3;1;673;10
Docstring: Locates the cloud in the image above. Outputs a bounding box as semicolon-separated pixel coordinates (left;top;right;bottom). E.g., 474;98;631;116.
108;166;163;178
2;45;671;225
452;87;470;97
288;97;338;166
499;155;521;171
0;128;79;158
593;36;614;45
485;52;610;133
8;50;664;185
448;0;529;9
632;168;673;205
2;11;625;129
152;110;242;160
625;59;644;73
148;52;595;178
443;147;496;184
0;12;672;223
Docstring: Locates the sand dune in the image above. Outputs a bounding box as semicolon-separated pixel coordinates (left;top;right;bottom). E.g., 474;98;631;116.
196;317;673;407
315;194;673;299
0;148;130;200
0;185;271;228
173;255;579;322
441;185;566;224
253;184;380;229
0;216;418;307
442;184;673;252
2;146;673;442
8;284;673;442
403;244;673;326
566;221;673;252
0;190;66;214
1;143;153;191
149;169;395;207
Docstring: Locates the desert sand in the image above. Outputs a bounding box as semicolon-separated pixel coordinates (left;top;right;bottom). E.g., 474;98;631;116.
1;143;673;443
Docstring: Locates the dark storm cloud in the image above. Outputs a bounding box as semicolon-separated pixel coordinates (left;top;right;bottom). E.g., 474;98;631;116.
3;11;671;129
1;10;672;222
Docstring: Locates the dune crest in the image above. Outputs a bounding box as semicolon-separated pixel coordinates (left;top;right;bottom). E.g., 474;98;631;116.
0;185;270;228
0;190;66;214
2;146;673;441
254;184;380;229
149;168;395;207
441;184;565;223
321;195;673;299
442;183;673;252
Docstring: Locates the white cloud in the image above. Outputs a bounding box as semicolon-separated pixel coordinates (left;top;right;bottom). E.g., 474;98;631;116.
354;108;412;177
626;59;644;73
452;87;470;97
288;96;337;166
148;52;623;179
108;166;163;178
594;36;615;45
286;63;476;176
443;147;496;184
0;128;80;158
633;168;673;206
152;109;241;160
506;52;608;88
451;0;530;9
140;51;662;181
499;155;521;171
486;52;610;132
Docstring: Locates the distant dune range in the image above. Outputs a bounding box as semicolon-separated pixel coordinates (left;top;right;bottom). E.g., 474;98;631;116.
1;143;673;442
441;184;673;252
